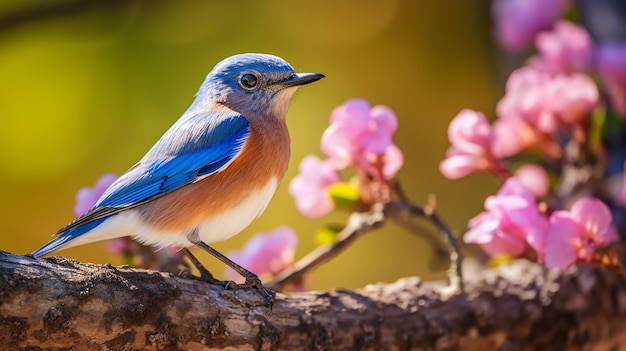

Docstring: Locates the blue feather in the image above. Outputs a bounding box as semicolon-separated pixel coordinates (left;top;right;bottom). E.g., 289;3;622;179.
32;218;106;257
44;112;250;242
98;112;249;208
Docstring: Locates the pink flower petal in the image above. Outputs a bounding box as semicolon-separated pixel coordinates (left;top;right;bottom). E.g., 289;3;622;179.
370;105;398;135
514;164;549;198
363;127;392;155
545;212;581;270
320;124;357;168
439;152;481;179
465;177;550;260
546;73;598;124
465;212;526;257
381;144;404;179
494;177;536;202
492;117;535;158
533;20;593;74
447;109;493;155
289;155;339;218
570;197;613;244
330;99;371;125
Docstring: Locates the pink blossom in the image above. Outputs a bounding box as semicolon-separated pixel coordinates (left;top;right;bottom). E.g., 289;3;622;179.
497;67;598;133
225;226;298;284
439;109;495;179
514;164;549;198
545;197;618;270
491;117;536;158
465;210;526;257
73;173;118;217
380;144;404;180
447;109;493;154
530;20;593;74
439;150;491;180
497;67;556;132
464;178;549;260
492;0;567;51
358;143;405;180
545;73;599;124
289;155;340;218
321;99;398;169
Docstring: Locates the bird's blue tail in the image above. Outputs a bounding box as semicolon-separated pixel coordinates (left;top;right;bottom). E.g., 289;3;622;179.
32;218;106;257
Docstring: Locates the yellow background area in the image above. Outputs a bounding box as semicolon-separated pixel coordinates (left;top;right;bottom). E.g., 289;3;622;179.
0;1;501;290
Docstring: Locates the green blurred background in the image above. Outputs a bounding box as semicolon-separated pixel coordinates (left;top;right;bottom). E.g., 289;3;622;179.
0;0;501;290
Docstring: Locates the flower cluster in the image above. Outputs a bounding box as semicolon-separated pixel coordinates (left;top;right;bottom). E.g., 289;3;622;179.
290;99;404;218
493;1;626;117
465;178;616;270
442;13;625;270
441;20;605;181
464;178;549;261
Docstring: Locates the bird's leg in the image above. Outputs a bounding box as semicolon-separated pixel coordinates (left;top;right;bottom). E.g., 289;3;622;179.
193;240;275;308
181;248;229;288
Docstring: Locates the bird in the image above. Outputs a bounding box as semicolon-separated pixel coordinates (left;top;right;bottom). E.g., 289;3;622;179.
32;53;324;305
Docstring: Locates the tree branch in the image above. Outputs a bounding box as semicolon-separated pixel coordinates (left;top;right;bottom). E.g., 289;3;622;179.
1;251;625;350
268;209;383;290
269;199;464;295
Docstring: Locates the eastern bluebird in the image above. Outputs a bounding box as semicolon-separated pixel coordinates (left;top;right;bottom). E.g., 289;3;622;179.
32;53;324;304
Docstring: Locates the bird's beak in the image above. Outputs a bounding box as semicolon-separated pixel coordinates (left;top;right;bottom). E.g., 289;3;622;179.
280;72;325;88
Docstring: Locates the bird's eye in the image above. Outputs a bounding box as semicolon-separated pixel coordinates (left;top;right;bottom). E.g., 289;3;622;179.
239;74;258;90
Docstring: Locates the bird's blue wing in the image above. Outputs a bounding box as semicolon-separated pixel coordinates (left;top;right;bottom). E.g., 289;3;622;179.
55;112;250;235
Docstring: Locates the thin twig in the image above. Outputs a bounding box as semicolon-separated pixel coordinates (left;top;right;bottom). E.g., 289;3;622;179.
385;199;464;293
391;182;464;293
389;214;451;271
268;197;464;296
267;206;384;291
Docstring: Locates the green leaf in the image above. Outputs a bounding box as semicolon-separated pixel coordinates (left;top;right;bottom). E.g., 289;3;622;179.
488;254;514;267
589;106;606;146
328;182;360;209
315;225;343;246
122;254;135;267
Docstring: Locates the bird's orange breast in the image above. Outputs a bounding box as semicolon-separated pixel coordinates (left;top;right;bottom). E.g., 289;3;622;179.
138;119;290;232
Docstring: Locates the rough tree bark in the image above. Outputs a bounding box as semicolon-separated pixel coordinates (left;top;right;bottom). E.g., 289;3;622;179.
1;251;625;350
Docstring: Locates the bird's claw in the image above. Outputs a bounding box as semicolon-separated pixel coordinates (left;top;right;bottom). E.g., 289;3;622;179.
190;269;230;289
226;272;275;312
178;268;193;279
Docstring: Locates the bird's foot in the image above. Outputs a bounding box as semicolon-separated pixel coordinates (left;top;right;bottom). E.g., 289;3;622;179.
197;270;231;289
179;267;230;289
180;247;231;288
226;272;275;311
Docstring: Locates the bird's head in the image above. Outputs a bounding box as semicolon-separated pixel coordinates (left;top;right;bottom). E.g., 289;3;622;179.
194;53;324;120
